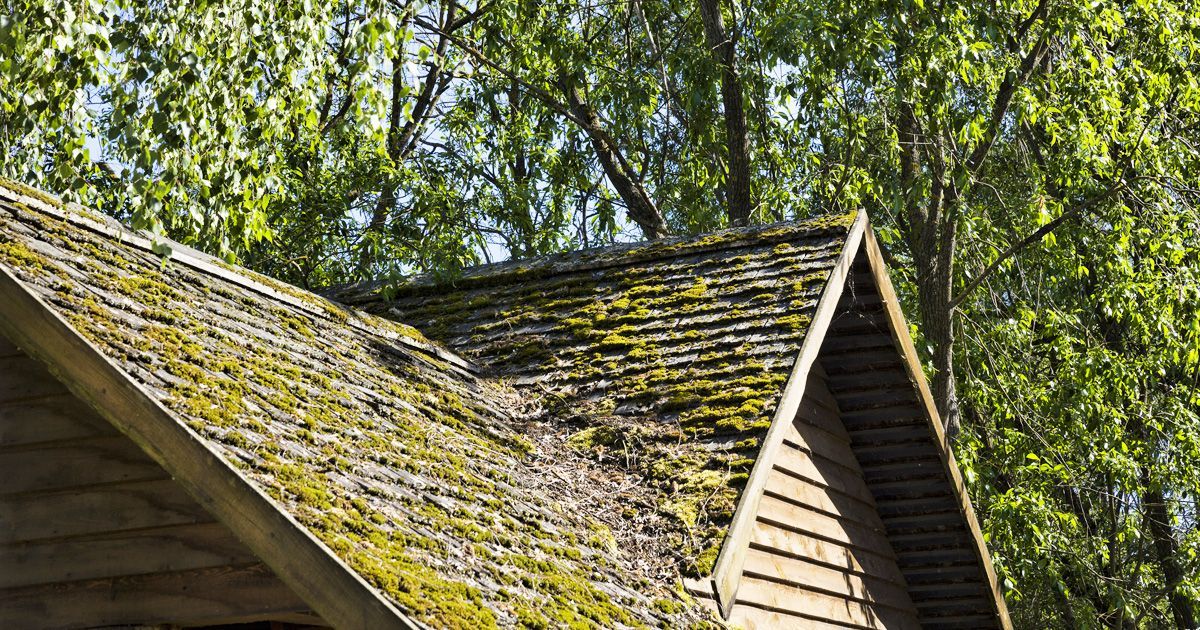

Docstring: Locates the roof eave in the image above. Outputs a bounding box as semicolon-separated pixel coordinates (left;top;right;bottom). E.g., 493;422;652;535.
0;264;420;630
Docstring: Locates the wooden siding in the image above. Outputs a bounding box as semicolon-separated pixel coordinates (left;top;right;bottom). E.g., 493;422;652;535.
817;251;1005;629
0;335;324;629
726;372;920;630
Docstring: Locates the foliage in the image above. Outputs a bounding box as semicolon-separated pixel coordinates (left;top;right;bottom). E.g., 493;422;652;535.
4;0;1200;626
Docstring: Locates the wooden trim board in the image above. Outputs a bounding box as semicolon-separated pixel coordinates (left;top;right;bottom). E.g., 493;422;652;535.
860;227;1012;628
710;210;868;615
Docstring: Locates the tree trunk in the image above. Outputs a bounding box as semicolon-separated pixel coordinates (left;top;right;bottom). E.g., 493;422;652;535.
1143;469;1198;627
897;96;962;439
559;80;669;240
698;0;752;227
912;213;961;439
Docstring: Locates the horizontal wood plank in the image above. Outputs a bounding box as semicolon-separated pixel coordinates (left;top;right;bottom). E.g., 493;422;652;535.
0;435;166;495
0;562;313;628
756;494;894;558
834;388;919;412
821;349;906;375
875;495;961;519
0;356;67;403
802;373;841;413
826;369;913;391
0;479;213;544
907;581;989;599
772;442;877;506
859;459;945;485
727;604;858;630
742;546;915;610
734;575;921;630
852;441;941;465
763;469;885;531
877;509;964;532
0;522;258;589
750;521;907;585
792;398;851;444
0;396;116;447
819;332;894;353
0;336;20;358
785;417;861;475
896;563;984;585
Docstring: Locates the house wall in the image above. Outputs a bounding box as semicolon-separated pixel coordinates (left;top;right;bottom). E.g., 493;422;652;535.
724;370;920;630
814;253;1006;629
0;333;323;629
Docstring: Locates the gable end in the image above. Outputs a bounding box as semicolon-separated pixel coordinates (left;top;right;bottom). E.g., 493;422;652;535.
710;214;1012;629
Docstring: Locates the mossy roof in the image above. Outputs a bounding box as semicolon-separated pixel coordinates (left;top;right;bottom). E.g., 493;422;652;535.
0;183;734;628
330;212;858;579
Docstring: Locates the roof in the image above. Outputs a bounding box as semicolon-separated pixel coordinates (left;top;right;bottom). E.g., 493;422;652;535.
329;212;860;576
0;177;1010;629
0;182;716;628
331;214;1012;629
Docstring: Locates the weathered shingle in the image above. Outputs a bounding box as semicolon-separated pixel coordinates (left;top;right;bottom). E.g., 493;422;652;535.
0;186;737;628
332;213;858;575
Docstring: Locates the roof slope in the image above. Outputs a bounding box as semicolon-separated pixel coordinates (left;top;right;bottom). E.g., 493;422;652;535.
331;213;859;575
0;183;714;627
333;214;1012;629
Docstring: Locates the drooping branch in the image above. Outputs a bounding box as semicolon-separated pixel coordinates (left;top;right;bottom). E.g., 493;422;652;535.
426;21;670;239
560;79;669;239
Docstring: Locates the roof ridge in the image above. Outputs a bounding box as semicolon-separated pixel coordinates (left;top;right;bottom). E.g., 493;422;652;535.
0;178;478;375
332;211;858;302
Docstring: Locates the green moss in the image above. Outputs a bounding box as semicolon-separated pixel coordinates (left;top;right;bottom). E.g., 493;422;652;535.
596;333;638;350
0;239;47;273
653;597;686;615
777;313;811;331
692;544;721;576
566;425;621;451
661;469;727;527
0;176;63;208
272;307;315;338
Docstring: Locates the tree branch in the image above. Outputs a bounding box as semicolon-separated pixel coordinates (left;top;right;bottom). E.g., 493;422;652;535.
964;0;1053;184
949;181;1125;310
416;18;587;128
966;33;1051;179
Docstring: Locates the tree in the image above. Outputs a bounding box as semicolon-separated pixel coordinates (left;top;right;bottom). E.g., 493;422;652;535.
4;0;1200;624
761;0;1200;623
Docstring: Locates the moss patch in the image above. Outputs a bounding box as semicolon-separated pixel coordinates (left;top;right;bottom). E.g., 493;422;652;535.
0;199;688;628
0;176;64;208
365;214;854;581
